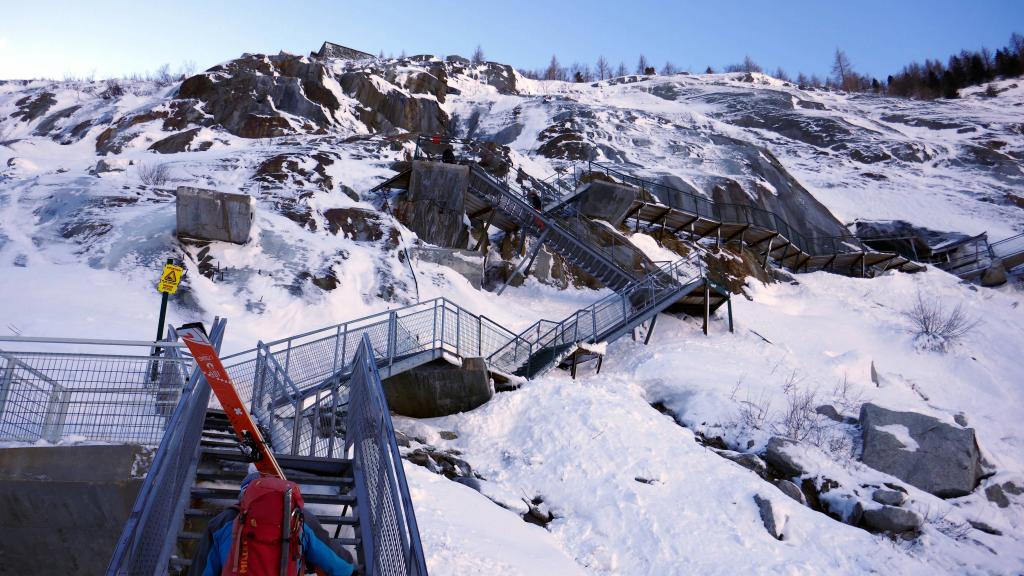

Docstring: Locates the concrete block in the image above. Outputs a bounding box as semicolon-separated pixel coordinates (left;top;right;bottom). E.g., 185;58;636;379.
176;186;254;244
412;247;484;289
0;444;153;575
395;161;469;248
575;181;639;227
383;358;493;418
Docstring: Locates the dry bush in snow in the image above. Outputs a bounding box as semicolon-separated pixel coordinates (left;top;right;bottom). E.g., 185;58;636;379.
137;162;171;186
902;291;978;352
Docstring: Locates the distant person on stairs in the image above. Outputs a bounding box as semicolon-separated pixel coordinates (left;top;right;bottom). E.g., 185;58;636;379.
189;470;356;576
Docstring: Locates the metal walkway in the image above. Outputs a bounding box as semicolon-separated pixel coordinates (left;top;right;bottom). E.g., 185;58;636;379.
583;161;926;278
104;323;427;576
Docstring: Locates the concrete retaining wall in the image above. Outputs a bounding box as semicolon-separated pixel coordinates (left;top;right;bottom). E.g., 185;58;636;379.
0;444;153;575
176;186;254;244
383;357;492;418
395;161;469;248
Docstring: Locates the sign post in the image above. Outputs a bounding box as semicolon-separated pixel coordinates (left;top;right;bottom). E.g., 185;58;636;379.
178;325;285;478
151;258;184;381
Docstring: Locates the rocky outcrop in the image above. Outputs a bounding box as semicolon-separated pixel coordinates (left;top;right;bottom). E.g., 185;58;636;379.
11;92;57;122
338;72;447;134
764;436;806;478
149;128;206;154
753;494;788;540
861;505;923;533
860;403;987;498
255;151;337;193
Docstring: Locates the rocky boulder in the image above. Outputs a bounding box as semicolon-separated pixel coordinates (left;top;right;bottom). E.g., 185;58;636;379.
753;494;788;540
764;436;806;478
860;403;987;498
861;505;923;533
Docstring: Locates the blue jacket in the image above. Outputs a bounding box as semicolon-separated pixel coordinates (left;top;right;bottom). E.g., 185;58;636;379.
202;512;354;576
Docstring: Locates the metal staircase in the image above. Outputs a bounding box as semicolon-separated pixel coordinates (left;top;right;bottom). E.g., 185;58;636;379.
106;325;427;576
486;256;707;378
168;410;362;574
466;164;643;291
581;161;926;277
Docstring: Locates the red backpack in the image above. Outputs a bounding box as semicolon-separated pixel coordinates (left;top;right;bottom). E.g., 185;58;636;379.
223;476;306;576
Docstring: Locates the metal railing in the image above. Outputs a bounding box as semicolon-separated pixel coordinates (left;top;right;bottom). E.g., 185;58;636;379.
106;319;226;576
0;336;193;445
228;298;519;459
585;160;876;259
991;231;1024;265
413;135;573;206
467;164;645;288
487;254;705;377
347;333;429;576
238;251;713;457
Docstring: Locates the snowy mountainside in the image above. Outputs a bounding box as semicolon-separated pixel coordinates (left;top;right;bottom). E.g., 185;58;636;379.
1;48;1024;574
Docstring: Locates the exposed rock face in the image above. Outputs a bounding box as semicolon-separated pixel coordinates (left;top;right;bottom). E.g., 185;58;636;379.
753;494;788;540
178;53;335;138
860;403;987;498
256;151;337;193
702;140;851;252
322;207;399;247
872;487;907;507
575;181;639;227
338;71;447;134
712;448;768;478
776;479;806;505
149;128;205;154
861;505;923;533
764;436;806;478
11;92;57;122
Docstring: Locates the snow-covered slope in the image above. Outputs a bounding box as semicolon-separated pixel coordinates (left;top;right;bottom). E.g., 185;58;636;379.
1;50;1023;574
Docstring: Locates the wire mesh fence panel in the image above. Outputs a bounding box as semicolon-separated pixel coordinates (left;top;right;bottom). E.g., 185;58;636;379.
456;308;481;358
0;350;193;445
223;355;258;407
346;335;427;576
394;308;435;357
107;321;224;576
276;333;341;390
440;305;456;350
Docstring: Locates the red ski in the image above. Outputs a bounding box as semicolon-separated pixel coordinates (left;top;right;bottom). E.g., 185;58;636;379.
178;326;285;479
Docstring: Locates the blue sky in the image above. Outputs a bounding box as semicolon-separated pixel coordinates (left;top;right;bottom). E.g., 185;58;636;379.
1;0;1021;80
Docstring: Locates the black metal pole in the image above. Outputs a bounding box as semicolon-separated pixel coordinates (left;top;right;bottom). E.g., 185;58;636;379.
155;258;173;344
151;258;173;381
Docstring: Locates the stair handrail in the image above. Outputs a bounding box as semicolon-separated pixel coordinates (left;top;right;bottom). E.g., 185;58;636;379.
106;318;227;576
585;160;895;259
487;254;703;376
990;231;1024;260
468;164;642;285
346;333;429;576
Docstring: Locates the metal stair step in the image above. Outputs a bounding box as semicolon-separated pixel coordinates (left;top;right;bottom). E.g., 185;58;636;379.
191;487;355;506
194;470;353;487
184;508;359;526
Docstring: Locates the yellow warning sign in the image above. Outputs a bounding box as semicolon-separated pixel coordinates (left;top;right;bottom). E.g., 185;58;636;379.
157;264;184;294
